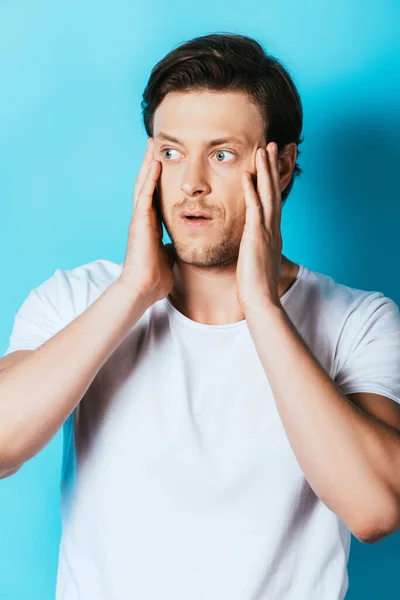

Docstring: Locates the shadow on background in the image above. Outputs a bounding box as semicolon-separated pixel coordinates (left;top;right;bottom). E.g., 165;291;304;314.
286;100;400;598
283;90;400;300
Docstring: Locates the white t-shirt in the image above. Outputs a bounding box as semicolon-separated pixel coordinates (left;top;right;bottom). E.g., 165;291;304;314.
4;259;400;600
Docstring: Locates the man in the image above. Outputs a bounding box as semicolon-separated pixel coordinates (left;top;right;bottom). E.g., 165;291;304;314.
1;33;400;600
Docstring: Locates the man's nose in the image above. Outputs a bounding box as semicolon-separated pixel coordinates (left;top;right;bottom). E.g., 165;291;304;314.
180;160;211;197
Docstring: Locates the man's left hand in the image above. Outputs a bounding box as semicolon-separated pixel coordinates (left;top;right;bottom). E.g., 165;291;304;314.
236;142;283;313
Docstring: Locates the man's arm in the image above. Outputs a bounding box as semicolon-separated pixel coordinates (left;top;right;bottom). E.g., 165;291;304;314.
0;136;177;480
0;350;33;476
235;141;400;544
245;302;400;545
0;282;150;478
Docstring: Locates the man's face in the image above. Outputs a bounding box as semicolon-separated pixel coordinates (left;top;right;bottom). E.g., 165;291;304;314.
153;90;266;269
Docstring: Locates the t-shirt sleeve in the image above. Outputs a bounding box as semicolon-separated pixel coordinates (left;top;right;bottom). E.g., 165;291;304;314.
334;291;400;404
3;268;70;356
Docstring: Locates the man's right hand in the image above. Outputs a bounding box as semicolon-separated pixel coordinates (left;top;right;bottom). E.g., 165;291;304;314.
119;137;177;306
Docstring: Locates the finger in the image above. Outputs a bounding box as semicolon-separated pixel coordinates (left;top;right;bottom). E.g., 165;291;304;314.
268;142;281;192
267;142;282;222
256;147;274;223
133;138;155;207
134;159;161;214
241;169;264;231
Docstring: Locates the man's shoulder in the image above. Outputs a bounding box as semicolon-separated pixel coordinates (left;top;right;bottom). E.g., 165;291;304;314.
32;258;124;319
299;264;392;320
58;258;123;289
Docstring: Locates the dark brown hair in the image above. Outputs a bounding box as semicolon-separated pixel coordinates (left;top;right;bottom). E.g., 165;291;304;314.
141;32;304;204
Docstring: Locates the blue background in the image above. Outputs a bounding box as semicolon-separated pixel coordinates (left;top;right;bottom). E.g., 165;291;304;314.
1;1;400;598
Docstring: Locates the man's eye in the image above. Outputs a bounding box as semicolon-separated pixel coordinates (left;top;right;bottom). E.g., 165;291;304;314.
161;148;235;162
162;148;180;160
213;150;235;163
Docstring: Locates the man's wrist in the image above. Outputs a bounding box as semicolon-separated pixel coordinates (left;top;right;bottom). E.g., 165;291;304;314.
245;299;284;323
109;279;152;323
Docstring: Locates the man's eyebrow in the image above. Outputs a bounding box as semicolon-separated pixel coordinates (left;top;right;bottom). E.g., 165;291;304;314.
155;132;248;148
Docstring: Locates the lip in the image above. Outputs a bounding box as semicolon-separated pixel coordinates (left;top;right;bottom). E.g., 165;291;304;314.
181;211;212;218
180;215;213;228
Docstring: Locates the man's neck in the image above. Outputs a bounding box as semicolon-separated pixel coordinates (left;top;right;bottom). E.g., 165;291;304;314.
167;255;299;326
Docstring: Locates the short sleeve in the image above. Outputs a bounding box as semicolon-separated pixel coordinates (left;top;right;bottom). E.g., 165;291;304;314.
3;268;69;356
334;292;400;404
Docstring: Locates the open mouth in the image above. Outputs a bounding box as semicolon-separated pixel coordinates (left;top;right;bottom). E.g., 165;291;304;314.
181;215;213;227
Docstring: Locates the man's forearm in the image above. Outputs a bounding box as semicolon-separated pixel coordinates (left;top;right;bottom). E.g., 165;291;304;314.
245;301;400;539
0;280;150;472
